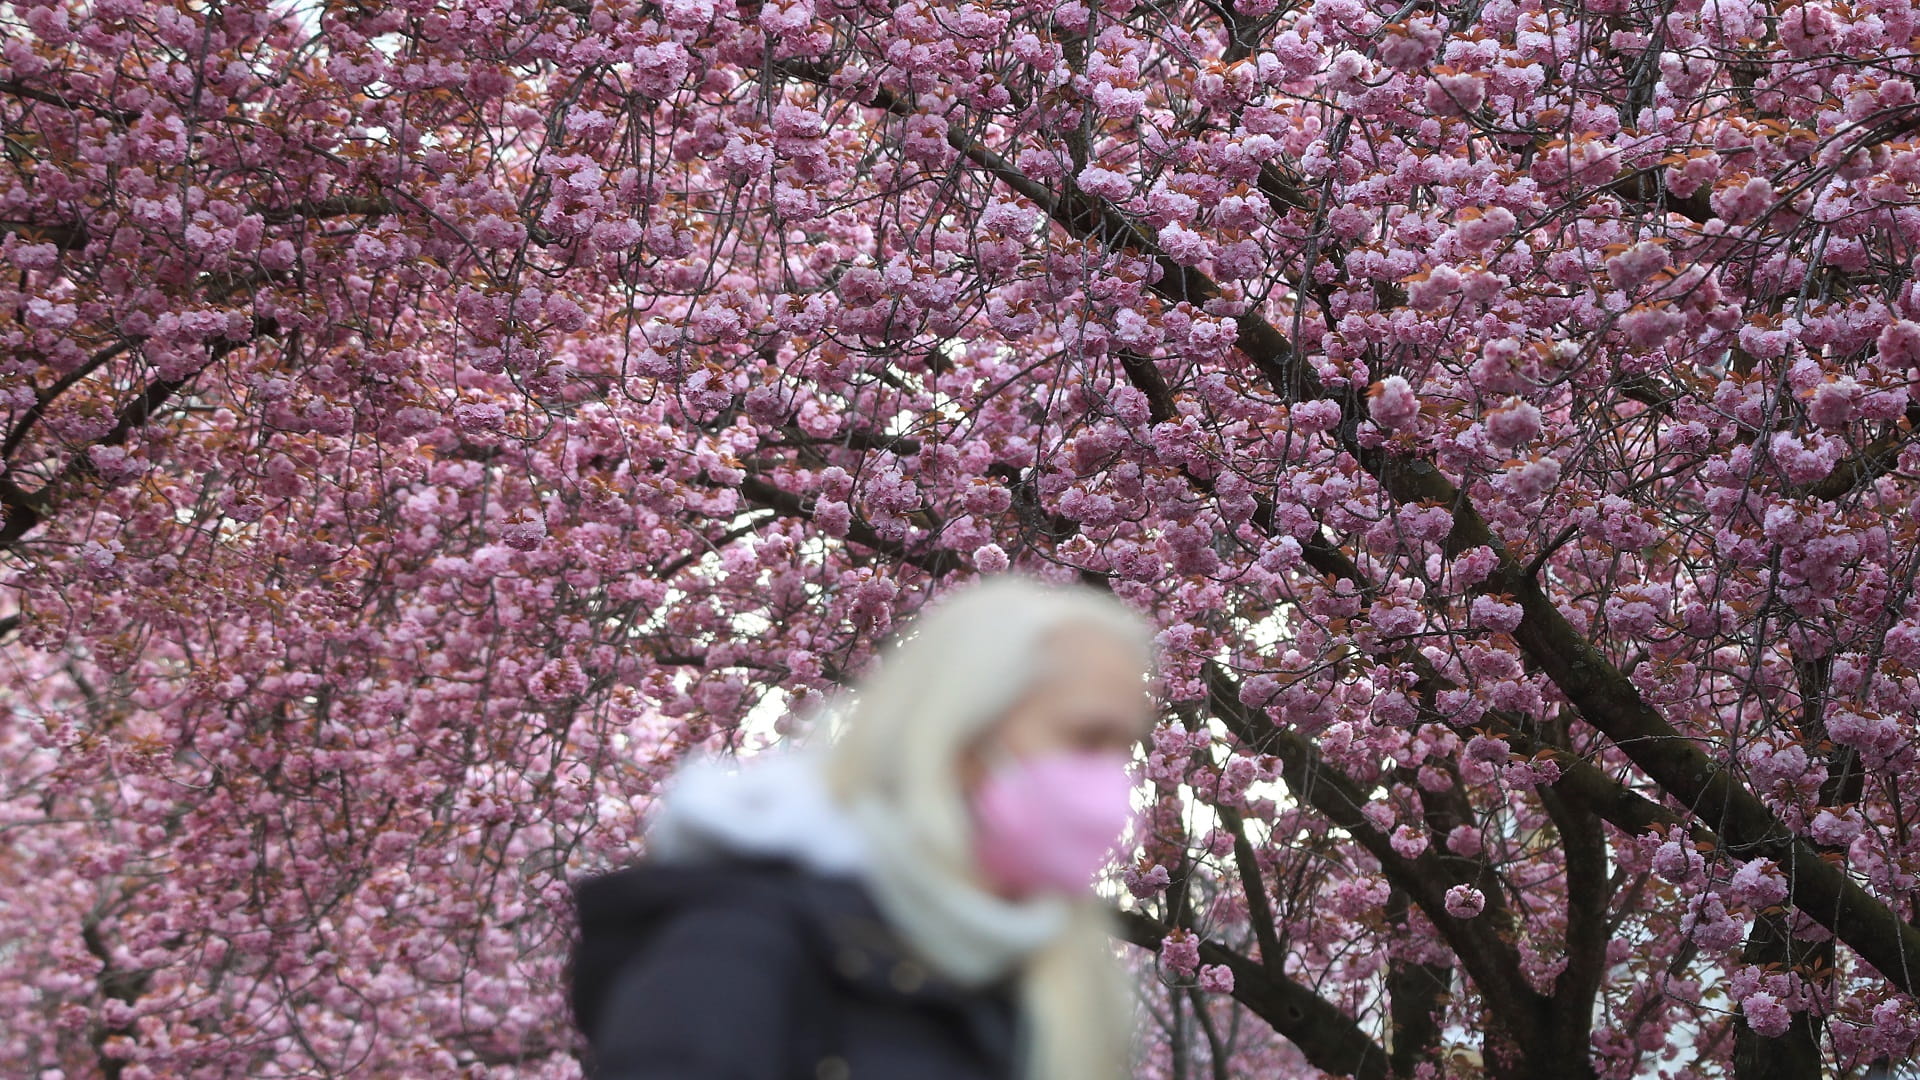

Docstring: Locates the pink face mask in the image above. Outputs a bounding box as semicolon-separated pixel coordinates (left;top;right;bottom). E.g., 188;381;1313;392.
968;749;1139;898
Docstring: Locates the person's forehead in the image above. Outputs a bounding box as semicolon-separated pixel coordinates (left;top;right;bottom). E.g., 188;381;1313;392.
1040;645;1153;700
1042;623;1144;661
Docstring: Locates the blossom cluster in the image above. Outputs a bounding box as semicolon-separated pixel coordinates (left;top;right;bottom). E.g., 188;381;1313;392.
6;0;1920;1072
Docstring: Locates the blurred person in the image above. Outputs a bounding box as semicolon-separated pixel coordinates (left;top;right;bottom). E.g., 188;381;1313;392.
569;575;1158;1080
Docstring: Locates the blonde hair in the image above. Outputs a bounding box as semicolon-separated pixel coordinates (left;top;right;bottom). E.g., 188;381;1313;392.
821;574;1156;1080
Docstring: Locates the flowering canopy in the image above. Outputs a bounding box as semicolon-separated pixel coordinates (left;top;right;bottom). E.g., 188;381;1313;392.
5;0;1920;1074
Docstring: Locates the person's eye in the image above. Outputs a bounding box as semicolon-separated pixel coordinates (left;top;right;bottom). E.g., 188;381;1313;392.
1073;720;1128;752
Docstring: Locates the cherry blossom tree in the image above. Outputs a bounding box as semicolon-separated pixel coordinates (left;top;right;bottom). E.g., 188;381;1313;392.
6;0;1920;1074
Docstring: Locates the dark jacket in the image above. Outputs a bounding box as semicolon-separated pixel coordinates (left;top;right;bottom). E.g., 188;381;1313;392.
570;859;1021;1080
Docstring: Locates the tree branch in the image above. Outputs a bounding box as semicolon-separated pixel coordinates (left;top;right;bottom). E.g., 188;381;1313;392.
1382;886;1453;1079
1801;403;1920;502
3;339;137;459
253;196;396;226
1115;910;1390;1080
1202;664;1555;1045
1536;783;1610;1059
0;318;278;554
0;78;141;124
736;473;962;577
955;74;1920;992
1455;484;1920;996
1217;805;1285;977
0;218;90;250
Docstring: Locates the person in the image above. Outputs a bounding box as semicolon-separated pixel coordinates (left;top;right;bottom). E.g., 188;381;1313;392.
569;575;1159;1080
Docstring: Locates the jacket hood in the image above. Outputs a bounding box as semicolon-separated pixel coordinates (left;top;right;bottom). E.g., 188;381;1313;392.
569;859;805;1037
574;745;1063;1020
642;749;870;876
572;751;868;1036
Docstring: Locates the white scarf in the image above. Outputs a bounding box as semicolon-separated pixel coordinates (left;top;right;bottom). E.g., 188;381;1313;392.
645;749;1068;987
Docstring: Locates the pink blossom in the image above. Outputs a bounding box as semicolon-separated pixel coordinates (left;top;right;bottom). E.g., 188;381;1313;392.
1405;265;1461;309
1444;885;1487;918
1092;82;1147;118
1768;430;1840;485
453;401;505;432
1484;398;1542;448
659;0;714;27
6;241;61;269
1827;706;1900;759
499;511;547;550
1446;825;1483;857
87;445;147;484
1197;964;1235;993
1680;894;1746;951
1778;2;1837;54
1652;839;1703;884
1290;399;1343;432
80;539;119;576
1507;456;1561;502
973;543;1011;572
1326;50;1375;93
1378;20;1441;70
1879;319;1920;366
1369;375;1420;430
631;42;691;97
1742;992;1791;1037
1738;324;1790;359
1744;742;1809;796
1390;823;1429;859
1605;241;1670;290
1502;757;1562;787
1711;175;1777;223
1459;269;1505;303
1801;377;1859;428
1425;72;1486;115
1619;306;1684;347
1077;166;1134;201
1727;859;1789;910
1810;809;1863;846
1124;863;1172;898
1159;223;1213;266
1470;595;1525;632
813;499;852;537
1456;206;1517;251
1160;930;1201;977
